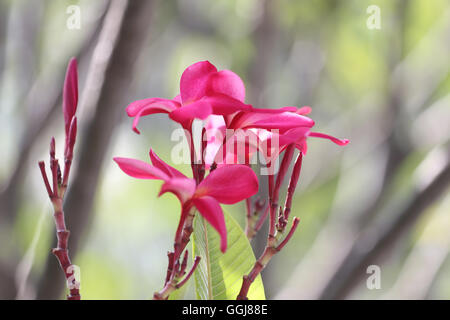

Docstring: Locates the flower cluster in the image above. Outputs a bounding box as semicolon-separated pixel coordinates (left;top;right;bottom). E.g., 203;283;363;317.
114;60;348;299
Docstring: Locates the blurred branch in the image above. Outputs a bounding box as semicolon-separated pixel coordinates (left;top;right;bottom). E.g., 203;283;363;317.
382;194;450;299
356;0;410;227
15;0;44;100
319;148;450;299
317;4;450;299
36;0;155;299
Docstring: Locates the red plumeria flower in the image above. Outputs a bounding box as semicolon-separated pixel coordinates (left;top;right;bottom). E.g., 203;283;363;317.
113;149;259;252
204;106;348;169
126;61;252;133
226;107;314;134
203;106;315;167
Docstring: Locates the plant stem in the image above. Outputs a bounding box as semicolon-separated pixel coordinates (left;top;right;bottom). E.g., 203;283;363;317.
282;153;303;223
157;203;199;299
237;147;302;300
245;198;268;240
38;135;80;300
154;256;201;300
51;198;80;300
237;218;300;300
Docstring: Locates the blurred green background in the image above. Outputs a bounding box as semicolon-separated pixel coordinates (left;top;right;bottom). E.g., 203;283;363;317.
0;0;449;299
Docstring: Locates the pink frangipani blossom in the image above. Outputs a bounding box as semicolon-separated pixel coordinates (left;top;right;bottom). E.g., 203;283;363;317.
203;107;348;169
113;149;259;252
126;61;252;133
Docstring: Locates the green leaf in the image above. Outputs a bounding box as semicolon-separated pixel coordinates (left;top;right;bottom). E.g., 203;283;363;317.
192;210;265;300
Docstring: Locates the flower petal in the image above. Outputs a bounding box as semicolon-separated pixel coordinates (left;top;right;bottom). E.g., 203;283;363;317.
180;61;217;103
196;165;259;204
230;111;315;133
113;157;169;180
205;70;246;102
203;94;252;115
204;115;226;166
309;132;349;146
169;99;212;128
279;127;311;147
149;148;186;178
63;58;78;135
126;98;179;117
159;178;196;204
212;130;260;166
193;196;227;253
127;98;179;134
173;94;182;103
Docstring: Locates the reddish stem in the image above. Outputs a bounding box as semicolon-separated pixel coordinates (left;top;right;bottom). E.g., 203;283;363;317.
237;246;276;300
38;162;53;198
276;217;300;251
238;146;302;300
39;140;80;299
283;152;303;222
175;256;201;289
51;198;80;300
154;256;201;300
272;144;295;207
186;127;200;184
158;202;197;299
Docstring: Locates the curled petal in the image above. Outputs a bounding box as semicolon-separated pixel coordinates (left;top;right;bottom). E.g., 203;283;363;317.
169;99;212;127
193;196;227;253
224;107;297;129
180;61;217;103
126;98;179;117
113;157;168;180
279;127;310;147
159;178;196;204
309;132;349;146
127;98;180;133
230;111;314;133
63;58;78;135
196;165;259;204
149;148;186;178
205;70;246;102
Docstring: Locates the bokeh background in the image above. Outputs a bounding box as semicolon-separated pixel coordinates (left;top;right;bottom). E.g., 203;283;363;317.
0;0;449;299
